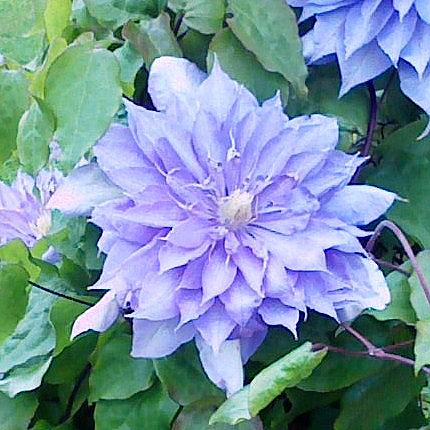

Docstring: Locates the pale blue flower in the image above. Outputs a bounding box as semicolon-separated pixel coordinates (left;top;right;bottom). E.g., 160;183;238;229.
0;169;62;248
288;0;430;135
51;57;396;395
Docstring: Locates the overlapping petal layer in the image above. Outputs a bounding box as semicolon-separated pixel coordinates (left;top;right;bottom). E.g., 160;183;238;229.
54;57;396;395
289;0;430;134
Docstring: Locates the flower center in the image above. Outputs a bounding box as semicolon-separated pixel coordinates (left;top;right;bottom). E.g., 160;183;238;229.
218;189;254;229
30;210;52;239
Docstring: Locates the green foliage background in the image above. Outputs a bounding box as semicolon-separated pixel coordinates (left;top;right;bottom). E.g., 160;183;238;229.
1;0;430;429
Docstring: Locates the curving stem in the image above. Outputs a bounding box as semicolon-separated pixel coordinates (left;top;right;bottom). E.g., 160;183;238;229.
366;220;430;306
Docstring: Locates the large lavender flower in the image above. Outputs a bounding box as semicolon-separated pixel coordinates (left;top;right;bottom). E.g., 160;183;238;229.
0;169;62;248
288;0;430;134
51;57;396;395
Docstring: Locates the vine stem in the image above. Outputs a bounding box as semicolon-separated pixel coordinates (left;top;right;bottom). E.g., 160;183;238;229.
313;340;413;357
366;220;430;306
173;12;184;36
343;324;430;374
352;80;378;183
314;334;430;375
59;364;91;424
28;280;93;307
371;258;411;276
362;81;378;158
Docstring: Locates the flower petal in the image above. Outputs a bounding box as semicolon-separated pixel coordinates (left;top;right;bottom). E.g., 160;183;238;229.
258;299;300;337
47;164;122;216
321;184;397;225
131;317;195;358
71;290;120;339
220;275;262;326
195;335;244;396
201;243;237;302
149;56;205;112
194;301;236;353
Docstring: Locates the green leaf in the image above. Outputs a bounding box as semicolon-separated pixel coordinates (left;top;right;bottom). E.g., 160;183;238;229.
84;0;162;30
0;391;38;430
381;399;427;430
123;12;182;67
410;251;430;321
94;382;179;429
0;153;21;183
45;44;121;169
334;365;424;430
31;37;68;99
0;0;46;64
226;0;307;95
154;342;223;406
304;65;369;133
179;29;211;70
248;342;326;416
182;0;226;34
173;399;261;429
114;41;144;97
0;265;30;344
380;73;421;128
421;381;430;422
90;331;154;401
367;119;430;247
0;288;56;397
0;69;30;163
298;352;384;393
45;335;96;384
50;299;89;356
0;239;40;280
299;64;369;151
72;0;110;35
168;0;186;13
44;0;72;41
284;389;341;425
367;261;416;325
210;386;252;426
210;342;327;425
84;0;131;29
17;99;55;174
208;29;289;104
415;320;430;374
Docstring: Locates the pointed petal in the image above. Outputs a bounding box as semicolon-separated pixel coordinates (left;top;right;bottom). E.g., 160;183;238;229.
130;269;180;320
71;290;120;339
247;226;327;272
194;301;236;353
94;124;164;193
149;56;205;110
131;317;195;358
220;275;262;326
338;39;391;96
399;61;430;138
196;335;244;396
47;164;122;216
321;184;396;225
201;243;237;302
258;299;300;337
176;289;213;327
159;241;210;272
165;218;215;249
232;247;265;295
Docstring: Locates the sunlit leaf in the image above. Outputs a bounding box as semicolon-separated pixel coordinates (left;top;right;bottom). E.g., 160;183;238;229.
45;44;121;169
226;0;307;95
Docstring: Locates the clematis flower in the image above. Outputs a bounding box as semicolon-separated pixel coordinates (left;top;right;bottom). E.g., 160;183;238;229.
0;169;62;248
288;0;430;135
51;57;396;395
